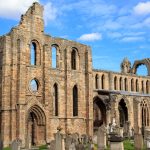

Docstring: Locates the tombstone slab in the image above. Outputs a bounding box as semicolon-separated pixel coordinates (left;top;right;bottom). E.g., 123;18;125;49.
0;140;3;150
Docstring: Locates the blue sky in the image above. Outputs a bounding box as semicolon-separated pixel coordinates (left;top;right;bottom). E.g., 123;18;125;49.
0;0;149;75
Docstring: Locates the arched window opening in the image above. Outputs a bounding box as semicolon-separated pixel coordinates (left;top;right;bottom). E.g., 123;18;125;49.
93;98;106;129
135;79;139;92
73;85;78;116
101;74;105;89
95;74;99;89
136;64;148;76
131;79;134;92
118;99;128;128
31;42;36;65
141;100;149;127
141;81;144;93
30;79;39;92
120;77;123;90
53;83;58;116
124;78;128;91
71;49;76;70
146;80;149;94
52;46;57;68
114;76;117;90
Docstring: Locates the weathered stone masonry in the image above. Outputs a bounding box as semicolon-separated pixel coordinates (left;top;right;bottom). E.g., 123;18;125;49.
0;2;150;147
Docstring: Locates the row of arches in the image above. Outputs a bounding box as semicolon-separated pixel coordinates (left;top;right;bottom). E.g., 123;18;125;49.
95;74;105;89
30;41;79;70
94;73;150;94
93;97;150;129
114;76;150;94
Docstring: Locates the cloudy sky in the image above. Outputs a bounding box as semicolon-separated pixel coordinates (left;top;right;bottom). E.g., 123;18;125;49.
0;0;149;75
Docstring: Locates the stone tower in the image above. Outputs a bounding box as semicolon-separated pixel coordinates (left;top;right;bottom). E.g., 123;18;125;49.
121;57;131;73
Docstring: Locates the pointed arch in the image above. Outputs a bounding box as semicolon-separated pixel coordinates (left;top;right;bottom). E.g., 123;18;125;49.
146;80;149;94
131;78;134;92
124;78;128;91
73;85;78;116
95;74;99;89
118;99;128;127
51;44;60;68
71;49;77;70
28;105;46;126
114;76;118;90
53;83;58;116
30;40;41;66
27;105;46;145
31;42;36;65
140;100;149;126
135;79;139;92
93;97;106;128
141;80;144;93
119;77;123;90
101;74;105;89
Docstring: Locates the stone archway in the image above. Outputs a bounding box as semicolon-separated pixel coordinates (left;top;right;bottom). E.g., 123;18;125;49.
118;99;128;134
93;97;106;132
27;105;46;147
131;58;150;76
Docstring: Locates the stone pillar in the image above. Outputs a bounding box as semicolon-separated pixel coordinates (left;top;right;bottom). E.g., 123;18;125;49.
134;97;143;150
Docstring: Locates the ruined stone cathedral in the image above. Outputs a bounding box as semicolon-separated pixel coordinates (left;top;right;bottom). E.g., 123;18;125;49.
0;2;150;147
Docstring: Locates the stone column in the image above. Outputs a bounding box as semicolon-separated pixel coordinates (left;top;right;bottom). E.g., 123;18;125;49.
133;97;143;150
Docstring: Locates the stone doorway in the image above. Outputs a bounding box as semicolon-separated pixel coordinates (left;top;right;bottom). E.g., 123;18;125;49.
27;105;46;147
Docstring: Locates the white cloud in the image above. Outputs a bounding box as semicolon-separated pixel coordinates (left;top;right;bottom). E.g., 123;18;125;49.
0;0;39;19
0;0;58;23
133;1;150;15
44;2;58;25
121;36;144;42
77;33;102;41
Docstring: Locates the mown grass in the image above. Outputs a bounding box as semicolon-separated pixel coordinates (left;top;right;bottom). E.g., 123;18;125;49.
3;140;147;150
3;145;48;150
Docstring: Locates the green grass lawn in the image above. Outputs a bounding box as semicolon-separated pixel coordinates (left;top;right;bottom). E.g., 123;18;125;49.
3;140;147;150
3;145;48;150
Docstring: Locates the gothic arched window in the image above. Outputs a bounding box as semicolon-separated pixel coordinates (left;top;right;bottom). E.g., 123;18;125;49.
141;100;149;126
146;80;149;94
131;79;134;92
95;74;99;89
101;74;105;89
120;77;123;90
54;83;58;116
31;42;36;65
114;76;117;90
71;49;76;70
73;85;78;116
124;78;128;91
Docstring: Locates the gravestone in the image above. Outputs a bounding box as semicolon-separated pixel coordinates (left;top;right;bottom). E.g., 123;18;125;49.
72;133;79;145
65;134;73;150
48;140;55;150
55;130;63;150
81;134;88;145
11;138;22;150
0;139;3;150
134;133;143;150
92;134;97;145
69;142;76;150
146;136;150;150
97;125;107;150
75;143;84;150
